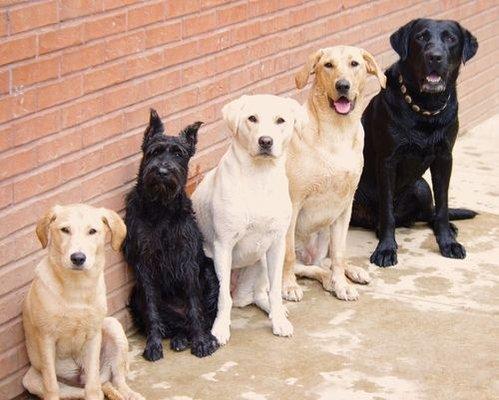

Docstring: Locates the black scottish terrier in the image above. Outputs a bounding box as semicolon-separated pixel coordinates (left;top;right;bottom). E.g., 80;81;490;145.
123;109;219;361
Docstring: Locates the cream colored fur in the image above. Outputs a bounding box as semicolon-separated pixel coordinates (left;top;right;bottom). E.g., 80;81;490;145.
282;46;386;302
22;204;143;400
192;94;307;345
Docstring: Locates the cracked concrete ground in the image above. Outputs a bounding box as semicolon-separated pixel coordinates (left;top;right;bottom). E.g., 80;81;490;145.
125;115;498;400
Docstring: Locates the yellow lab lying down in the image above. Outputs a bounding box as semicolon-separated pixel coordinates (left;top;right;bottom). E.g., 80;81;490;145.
22;204;143;400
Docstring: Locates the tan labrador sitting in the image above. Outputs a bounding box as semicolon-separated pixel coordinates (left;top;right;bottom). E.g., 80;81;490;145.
282;46;386;302
22;204;143;400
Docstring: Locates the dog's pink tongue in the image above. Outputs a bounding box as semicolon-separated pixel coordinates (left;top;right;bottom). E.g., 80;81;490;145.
333;98;351;114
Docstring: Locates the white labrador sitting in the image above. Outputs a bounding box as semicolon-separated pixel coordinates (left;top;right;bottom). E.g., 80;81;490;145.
192;94;307;345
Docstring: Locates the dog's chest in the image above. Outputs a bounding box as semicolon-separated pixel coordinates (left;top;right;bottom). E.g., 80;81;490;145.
296;147;362;233
231;189;291;268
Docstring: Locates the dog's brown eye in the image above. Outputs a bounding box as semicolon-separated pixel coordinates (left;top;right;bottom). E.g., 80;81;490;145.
324;62;333;68
88;228;97;235
248;115;258;123
350;60;359;67
276;117;285;124
61;227;70;234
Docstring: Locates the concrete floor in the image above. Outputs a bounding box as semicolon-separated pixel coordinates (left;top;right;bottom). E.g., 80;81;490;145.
125;116;499;400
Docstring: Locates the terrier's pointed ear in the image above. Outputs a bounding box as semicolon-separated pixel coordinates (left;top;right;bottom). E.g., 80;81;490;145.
390;19;417;61
458;23;478;65
180;121;203;157
142;109;164;151
295;49;324;89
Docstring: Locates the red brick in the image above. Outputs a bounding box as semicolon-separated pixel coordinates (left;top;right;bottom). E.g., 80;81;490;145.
0;183;13;209
0;70;8;94
103;0;140;10
13;110;61;146
9;1;58;33
62;42;106;75
37;76;82;110
0;148;37;180
217;2;248;27
12;56;60;87
144;21;182;49
145;69;183;97
81;113;124;147
0;126;13;152
127;1;164;30
166;0;201;17
183;58;217;85
60;0;103;20
10;87;37;119
61;94;104;128
164;87;198;114
37;129;82;164
164;40;199;67
183;11;217;37
84;11;126;41
105;31;145;61
0;35;37;66
13;165;62;202
39;24;84;54
0;11;7;36
84;61;126;93
125;50;164;80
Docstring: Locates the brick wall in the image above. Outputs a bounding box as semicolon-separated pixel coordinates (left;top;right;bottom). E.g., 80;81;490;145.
0;0;497;398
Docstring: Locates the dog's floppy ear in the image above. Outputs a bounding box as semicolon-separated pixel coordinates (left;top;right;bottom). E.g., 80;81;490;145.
179;121;203;157
295;49;323;89
362;50;386;89
101;208;126;251
390;19;417;61
36;206;60;248
222;95;247;136
287;97;308;135
142;109;165;151
458;23;478;64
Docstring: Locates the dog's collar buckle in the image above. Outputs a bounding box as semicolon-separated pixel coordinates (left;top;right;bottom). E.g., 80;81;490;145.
398;74;450;117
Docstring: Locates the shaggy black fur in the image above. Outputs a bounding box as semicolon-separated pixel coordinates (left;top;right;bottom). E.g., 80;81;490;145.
123;109;219;361
351;19;478;267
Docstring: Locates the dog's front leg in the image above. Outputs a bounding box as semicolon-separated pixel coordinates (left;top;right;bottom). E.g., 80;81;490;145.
282;203;303;301
83;332;103;400
370;159;398;267
267;237;293;337
211;242;233;345
184;268;219;357
431;151;466;259
327;204;369;300
38;334;60;400
134;267;164;361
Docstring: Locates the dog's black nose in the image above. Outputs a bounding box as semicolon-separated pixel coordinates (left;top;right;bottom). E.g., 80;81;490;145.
335;79;350;93
70;252;86;267
428;51;443;64
258;136;273;149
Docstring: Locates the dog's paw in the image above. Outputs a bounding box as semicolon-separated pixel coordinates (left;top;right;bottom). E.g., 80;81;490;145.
370;241;398;267
271;315;293;337
85;388;104;400
143;340;163;362
191;334;219;358
124;390;145;400
282;282;303;302
333;279;359;301
211;319;231;345
345;266;371;284
170;334;189;352
439;240;466;259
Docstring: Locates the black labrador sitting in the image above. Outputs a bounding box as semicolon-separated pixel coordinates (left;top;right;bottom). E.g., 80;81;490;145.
352;19;478;267
123;110;219;360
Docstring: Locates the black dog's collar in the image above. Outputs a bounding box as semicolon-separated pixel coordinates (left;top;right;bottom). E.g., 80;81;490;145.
398;74;450;117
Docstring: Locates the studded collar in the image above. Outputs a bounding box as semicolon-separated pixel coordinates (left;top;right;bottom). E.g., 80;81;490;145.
398;74;450;117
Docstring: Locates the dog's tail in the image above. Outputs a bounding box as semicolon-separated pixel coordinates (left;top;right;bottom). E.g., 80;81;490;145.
448;208;478;220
